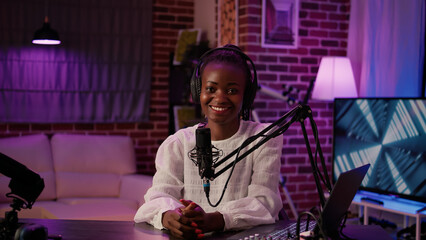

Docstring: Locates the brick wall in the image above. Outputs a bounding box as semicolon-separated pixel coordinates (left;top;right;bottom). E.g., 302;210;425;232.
0;0;350;218
0;0;194;176
237;0;350;217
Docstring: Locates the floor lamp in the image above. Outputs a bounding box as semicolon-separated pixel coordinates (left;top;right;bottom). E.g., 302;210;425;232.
312;56;358;100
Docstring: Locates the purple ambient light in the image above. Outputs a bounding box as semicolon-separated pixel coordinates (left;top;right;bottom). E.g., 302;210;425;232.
32;39;61;45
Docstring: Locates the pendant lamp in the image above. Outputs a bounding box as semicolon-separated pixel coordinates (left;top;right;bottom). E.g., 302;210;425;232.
32;1;60;45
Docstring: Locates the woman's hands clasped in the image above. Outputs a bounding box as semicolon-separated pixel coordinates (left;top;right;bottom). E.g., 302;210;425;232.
161;199;225;239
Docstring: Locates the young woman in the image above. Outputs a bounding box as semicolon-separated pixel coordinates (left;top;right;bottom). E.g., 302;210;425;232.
134;45;283;239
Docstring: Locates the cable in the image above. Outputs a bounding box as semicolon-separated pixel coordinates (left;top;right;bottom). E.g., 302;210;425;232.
206;134;266;207
296;209;327;240
310;115;332;193
338;211;356;240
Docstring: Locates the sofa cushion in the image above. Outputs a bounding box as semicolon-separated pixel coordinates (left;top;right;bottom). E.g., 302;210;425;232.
51;134;136;199
35;199;138;221
55;172;121;198
120;174;153;206
0;134;56;203
1;198;138;221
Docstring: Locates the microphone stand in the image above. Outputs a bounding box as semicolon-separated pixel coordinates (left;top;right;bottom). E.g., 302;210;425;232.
209;104;332;208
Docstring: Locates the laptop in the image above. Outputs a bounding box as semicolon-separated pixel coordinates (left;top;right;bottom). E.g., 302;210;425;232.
222;164;371;240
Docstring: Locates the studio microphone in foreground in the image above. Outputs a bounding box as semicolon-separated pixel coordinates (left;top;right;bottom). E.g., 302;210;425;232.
189;127;222;199
195;128;214;181
187;128;215;197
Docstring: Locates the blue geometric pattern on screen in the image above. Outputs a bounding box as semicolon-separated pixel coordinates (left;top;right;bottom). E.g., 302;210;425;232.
333;99;426;200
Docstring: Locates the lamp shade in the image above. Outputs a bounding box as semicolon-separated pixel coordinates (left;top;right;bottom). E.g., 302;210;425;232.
32;17;61;45
311;57;357;100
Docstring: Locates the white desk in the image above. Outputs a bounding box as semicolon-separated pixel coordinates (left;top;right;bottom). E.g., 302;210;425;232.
352;191;426;240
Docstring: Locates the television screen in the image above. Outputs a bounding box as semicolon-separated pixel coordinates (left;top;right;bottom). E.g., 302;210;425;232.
333;98;426;203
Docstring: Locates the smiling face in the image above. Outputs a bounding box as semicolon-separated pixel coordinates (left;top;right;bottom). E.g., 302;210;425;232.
200;62;246;135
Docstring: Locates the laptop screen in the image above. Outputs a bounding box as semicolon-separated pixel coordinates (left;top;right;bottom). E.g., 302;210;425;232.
321;164;370;238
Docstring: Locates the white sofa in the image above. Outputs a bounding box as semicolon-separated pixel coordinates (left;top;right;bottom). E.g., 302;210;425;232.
0;134;152;221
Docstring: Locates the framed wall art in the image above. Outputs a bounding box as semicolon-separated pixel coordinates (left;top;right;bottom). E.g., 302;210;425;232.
218;0;238;47
261;0;299;49
173;28;202;65
173;105;199;131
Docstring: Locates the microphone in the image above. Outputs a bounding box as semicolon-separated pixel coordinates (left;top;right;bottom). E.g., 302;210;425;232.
195;128;214;181
188;127;223;202
193;128;215;197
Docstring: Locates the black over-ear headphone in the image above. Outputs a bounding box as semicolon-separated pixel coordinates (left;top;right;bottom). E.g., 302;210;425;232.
190;45;258;119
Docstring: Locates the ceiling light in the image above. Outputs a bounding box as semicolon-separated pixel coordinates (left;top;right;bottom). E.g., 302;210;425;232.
32;1;60;45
